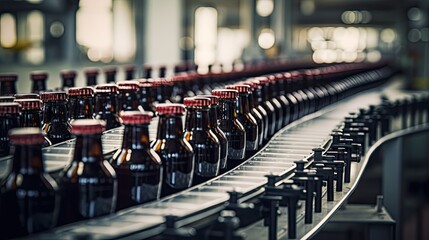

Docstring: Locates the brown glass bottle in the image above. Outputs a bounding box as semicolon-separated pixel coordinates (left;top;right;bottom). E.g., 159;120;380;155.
68;87;95;121
124;65;136;80
30;71;48;93
251;78;276;138
60;70;77;91
226;85;259;154
0;73;18;96
256;77;283;134
84;68;99;86
275;73;299;122
268;75;291;127
58;120;117;225
41;92;72;144
184;97;220;184
94;84;121;130
0;128;59;238
137;81;156;113
0;102;21;157
117;81;140;112
212;89;246;168
244;81;266;147
142;64;152;78
104;66;117;83
151;103;194;197
284;72;306;118
199;95;228;171
111;111;162;210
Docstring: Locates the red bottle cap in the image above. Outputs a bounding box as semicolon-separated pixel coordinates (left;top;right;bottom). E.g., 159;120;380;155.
183;97;211;107
40;92;68;102
120;111;152;124
71;119;106;135
94;84;119;93
68;87;94;96
0;102;20;114
14;93;40;99
138;81;153;88
225;84;251;94
0;73;18;82
84;68;99;77
9;128;45;145
30;71;48;81
151;78;164;87
211;89;238;99
117;81;139;90
198;95;219;105
60;70;77;79
252;76;270;85
0;96;16;102
14;99;42;110
156;103;186;115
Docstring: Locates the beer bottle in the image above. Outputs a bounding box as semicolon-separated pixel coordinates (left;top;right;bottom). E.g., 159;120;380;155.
68;87;95;121
0;73;18;96
137;81;156;113
184;97;220;184
275;73;299;122
84;68;99;86
117;81;140;112
159;65;167;78
60;70;77;91
124;65;136;80
0;128;59;238
111;111;162;210
41;92;72;144
241;81;265;147
104;66;117;83
245;79;269;142
211;89;246;168
253;77;281;135
94;84;121;130
284;72;306;119
30;71;48;93
151;103;194;197
142;65;152;79
268;75;291;127
0;102;20;157
58;119;117;225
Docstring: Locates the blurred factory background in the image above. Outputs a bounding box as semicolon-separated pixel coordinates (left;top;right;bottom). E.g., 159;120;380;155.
0;0;428;92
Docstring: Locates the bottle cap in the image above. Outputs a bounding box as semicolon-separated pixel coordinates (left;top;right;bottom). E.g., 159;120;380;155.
156;103;185;115
252;76;270;85
94;84;119;93
225;84;251;94
40;92;68;102
0;102;21;114
30;71;48;81
138;81;153;88
71;119;106;135
117;81;140;90
84;68;99;77
9;128;45;145
68;87;94;96
198;95;219;105
211;89;238;99
0;96;16;102
120;111;152;124
60;70;77;79
14;99;42;110
183;97;211;107
0;73;18;82
14;93;40;99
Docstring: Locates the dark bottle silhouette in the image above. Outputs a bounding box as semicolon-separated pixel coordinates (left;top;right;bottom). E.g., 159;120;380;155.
226;85;259;154
41;92;72;144
111;111;162;210
14;93;40;99
0;73;18;96
275;73;299;122
84;68;99;86
199;95;228;171
58;119;117;225
151;103;194;197
30;71;48;93
284;72;306;119
0;102;21;157
94;84;121;130
184;97;221;185
252;77;279;136
142;64;152;79
211;89;246;168
268;75;291;127
0;128;59;238
124;64;136;80
104;66;117;83
117;81;140;112
241;81;265;147
245;79;269;142
159;65;167;78
137;80;156;113
68;87;95;121
60;70;77;91
14;99;52;146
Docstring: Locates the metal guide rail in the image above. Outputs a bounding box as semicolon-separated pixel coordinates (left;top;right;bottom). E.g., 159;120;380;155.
25;75;429;240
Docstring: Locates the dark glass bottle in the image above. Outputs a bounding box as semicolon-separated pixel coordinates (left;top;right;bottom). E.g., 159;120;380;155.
84;68;99;86
104;66;117;83
277;73;299;122
0;128;59;238
252;78;277;138
0;96;15;102
184;97;220;184
58;120;117;225
269;75;291;127
41;92;72;144
159;65;167;78
30;71;48;93
137;81;156;113
117;81;140;112
0;102;21;157
0;73;18;96
142;65;152;79
242;81;265;147
68;87;95;121
212;89;246;167
14;93;40;99
124;64;135;80
291;71;313;116
199;95;228;171
258;77;283;133
226;85;259;154
60;70;77;91
151;103;194;197
111;111;162;210
94;84;121;130
284;72;306;118
14;99;52;146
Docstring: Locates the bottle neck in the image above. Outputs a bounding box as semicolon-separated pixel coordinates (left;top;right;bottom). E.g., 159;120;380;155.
72;96;94;119
209;105;219;128
12;144;45;174
0;81;17;95
248;92;255;109
44;101;68;123
95;93;118;115
62;77;75;88
122;124;150;150
219;98;237;121
87;76;97;86
32;80;47;93
139;87;154;110
73;134;104;163
22;109;42;128
185;107;210;131
156;115;184;140
261;84;270;101
237;93;251;114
